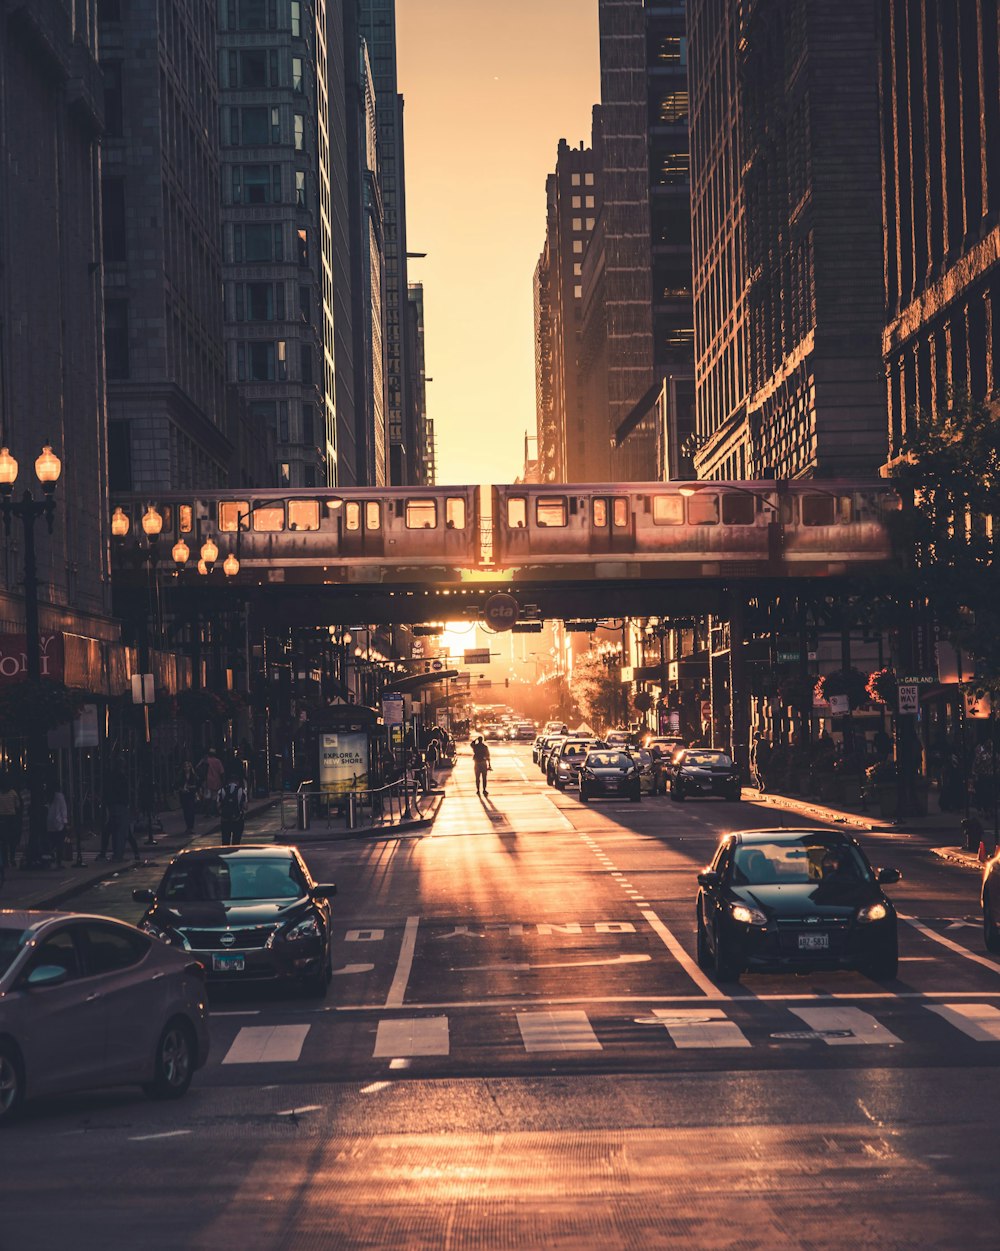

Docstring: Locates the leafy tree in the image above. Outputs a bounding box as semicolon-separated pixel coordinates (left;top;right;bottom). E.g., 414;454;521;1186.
569;651;619;730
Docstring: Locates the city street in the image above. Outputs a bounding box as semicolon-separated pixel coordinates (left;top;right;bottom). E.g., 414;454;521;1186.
3;745;999;1250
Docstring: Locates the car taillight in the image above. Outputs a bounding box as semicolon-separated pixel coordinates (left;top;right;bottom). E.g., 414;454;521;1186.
184;960;207;981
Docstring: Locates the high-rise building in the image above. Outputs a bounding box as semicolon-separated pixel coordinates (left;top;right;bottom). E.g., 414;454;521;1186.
688;0;887;481
534;140;603;483
218;0;337;488
406;283;434;485
360;0;412;484
879;2;1000;461
98;0;234;492
0;0;115;645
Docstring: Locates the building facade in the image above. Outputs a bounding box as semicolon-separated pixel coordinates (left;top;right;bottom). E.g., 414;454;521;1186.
218;0;336;487
689;0;888;481
406;283;434;485
880;1;1000;457
99;0;233;492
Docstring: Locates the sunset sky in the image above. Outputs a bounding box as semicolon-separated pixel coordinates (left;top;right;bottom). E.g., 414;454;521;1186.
396;0;600;486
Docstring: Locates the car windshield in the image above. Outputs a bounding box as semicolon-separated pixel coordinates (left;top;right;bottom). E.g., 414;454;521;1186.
562;743;589;758
160;856;307;902
587;751;631;768
0;926;29;978
683;752;733;768
732;840;872;886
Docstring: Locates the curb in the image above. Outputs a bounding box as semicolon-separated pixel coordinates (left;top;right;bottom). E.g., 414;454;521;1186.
931;846;985;871
20;798;279;912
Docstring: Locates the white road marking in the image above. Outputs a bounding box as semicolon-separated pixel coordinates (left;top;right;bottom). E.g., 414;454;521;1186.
927;1002;1000;1042
374;1015;450;1057
222;1025;311;1064
276;1105;323;1117
644;1007;751;1049
212;1010;260;1017
640;908;726;1000
789;1007;901;1046
385;915;420;1007
331;963;375;976
901;915;1000;974
360;1081;393;1094
517;1009;602;1052
129;1130;192;1142
456;953;651;972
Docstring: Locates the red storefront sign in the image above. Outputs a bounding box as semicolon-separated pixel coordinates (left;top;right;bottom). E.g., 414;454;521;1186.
0;634;65;683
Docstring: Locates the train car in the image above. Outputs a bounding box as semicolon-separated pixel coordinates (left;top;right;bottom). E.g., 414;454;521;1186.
490;483;899;575
110;486;482;579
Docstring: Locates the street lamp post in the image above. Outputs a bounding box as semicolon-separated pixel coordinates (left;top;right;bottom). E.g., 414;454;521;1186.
0;444;63;866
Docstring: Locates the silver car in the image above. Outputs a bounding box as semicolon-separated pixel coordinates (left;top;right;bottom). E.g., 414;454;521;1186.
0;910;210;1123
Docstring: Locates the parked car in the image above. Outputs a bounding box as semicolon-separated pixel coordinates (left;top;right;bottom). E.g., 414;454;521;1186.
635;748;666;795
538;735;567;775
670;748;742;802
695;828;901;982
0;910;210;1123
531;735;546;764
643;734;686;761
548;739;601;789
579;749;642;803
134;846;337;997
543;721;568;736
981;850;1000;952
605;729;640;751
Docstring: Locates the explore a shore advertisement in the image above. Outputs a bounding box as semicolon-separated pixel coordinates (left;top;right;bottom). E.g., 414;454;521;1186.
319;731;369;796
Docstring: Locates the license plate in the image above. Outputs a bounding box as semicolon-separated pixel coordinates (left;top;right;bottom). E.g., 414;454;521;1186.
212;953;246;972
797;933;829;951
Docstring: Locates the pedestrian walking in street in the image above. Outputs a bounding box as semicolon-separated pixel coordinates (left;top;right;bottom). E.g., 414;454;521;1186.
197;747;225;809
750;732;772;793
472;735;492;797
177;760;200;836
106;767;140;863
44;782;69;868
218;767;247;846
0;771;22;872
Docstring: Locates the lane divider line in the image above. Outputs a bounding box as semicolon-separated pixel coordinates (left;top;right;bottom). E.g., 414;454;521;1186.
641;908;726;1000
385;915;421;1007
900;915;1000;975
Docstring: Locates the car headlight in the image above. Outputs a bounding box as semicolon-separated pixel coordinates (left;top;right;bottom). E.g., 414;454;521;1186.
730;902;767;926
857;902;889;924
280;914;322;942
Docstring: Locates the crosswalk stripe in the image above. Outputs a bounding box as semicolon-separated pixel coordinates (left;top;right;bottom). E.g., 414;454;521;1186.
789;1007;902;1046
517;1009;602;1052
373;1016;450;1057
927;1002;1000;1042
222;1025;310;1064
648;1008;751;1049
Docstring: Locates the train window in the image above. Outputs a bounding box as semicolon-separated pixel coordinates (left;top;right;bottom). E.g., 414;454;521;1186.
345;502;361;531
801;495;835;527
507;497;527;529
288;500;320;531
593;499;608;527
252;504;285;532
406;499;438;529
687;493;720;525
446;497;466;529
158;505;174;534
721;494;756;525
536;497;567;527
365;501;382;531
612;498;630;528
652;495;684;525
219;501;249;532
178;504;193;534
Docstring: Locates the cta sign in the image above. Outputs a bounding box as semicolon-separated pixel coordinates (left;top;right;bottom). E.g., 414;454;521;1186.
483;593;519;632
0;634;64;683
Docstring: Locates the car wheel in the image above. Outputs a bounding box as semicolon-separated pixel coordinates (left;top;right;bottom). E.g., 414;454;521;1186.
143;1018;196;1101
696;910;712;971
579;787;589;803
671;785;685;802
303;953;332;999
863;939;899;982
984;892;1000;953
554;777;565;791
546;773;555;787
0;1041;25;1125
712;925;741;983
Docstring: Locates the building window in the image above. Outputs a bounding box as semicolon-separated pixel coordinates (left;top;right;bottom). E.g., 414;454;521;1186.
101;176;126;263
571;174;581;187
237;48;268;88
229;0;277;31
297;228;308;267
236;222;283;262
657;151;689;186
585;172;594;186
585;195;595;209
574;285;582;299
294;114;305;150
295;170;306;206
658;89;689;125
249;399;277;435
105;299;129;379
573;263;582;276
572;217;582;231
236;164;281;205
245;281;278;320
276;339;287;380
298;284;311;321
237;107;267;145
572;195;581;209
572;240;583;254
247;341;276;381
292;56;304;93
656;35;687;65
300;343;313;384
290;0;301;36
301;402;315;445
102;62;123;138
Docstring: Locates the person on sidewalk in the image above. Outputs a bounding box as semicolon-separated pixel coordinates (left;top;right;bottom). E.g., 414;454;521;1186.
197;747;225;810
106;767;140;863
472;735;492;797
218;768;247;847
750;733;772;793
44;782;70;868
177;760;200;837
0;772;22;871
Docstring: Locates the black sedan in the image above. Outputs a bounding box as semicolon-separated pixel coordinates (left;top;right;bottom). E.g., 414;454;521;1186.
670;748;742;801
134;846;336;997
579;750;642;803
695;829;900;983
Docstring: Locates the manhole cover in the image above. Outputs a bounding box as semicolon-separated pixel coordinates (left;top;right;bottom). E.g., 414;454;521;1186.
770;1029;855;1041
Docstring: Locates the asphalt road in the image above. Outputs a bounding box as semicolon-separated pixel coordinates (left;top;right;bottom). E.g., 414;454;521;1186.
4;744;1000;1250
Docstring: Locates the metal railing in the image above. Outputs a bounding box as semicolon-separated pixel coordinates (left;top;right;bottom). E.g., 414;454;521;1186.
279;774;425;834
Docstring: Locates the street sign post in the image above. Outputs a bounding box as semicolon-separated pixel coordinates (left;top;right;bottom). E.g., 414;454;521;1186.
897;684;919;715
463;648;491;665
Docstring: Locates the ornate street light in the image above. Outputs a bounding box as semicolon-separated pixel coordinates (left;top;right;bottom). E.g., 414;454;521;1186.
172;538;190;565
200;537;219;567
223;553;240;578
111;506;130;538
141;505;163;539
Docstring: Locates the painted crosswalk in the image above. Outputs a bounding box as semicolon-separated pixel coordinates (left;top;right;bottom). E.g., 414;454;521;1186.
212;1001;1000;1070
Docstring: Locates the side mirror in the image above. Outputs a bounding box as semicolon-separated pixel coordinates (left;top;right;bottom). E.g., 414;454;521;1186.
311;883;337;898
132;887;155;903
26;964;69;990
697;870;719;889
877;867;901;885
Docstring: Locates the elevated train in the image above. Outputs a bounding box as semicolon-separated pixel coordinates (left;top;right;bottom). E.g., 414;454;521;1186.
110;481;900;582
